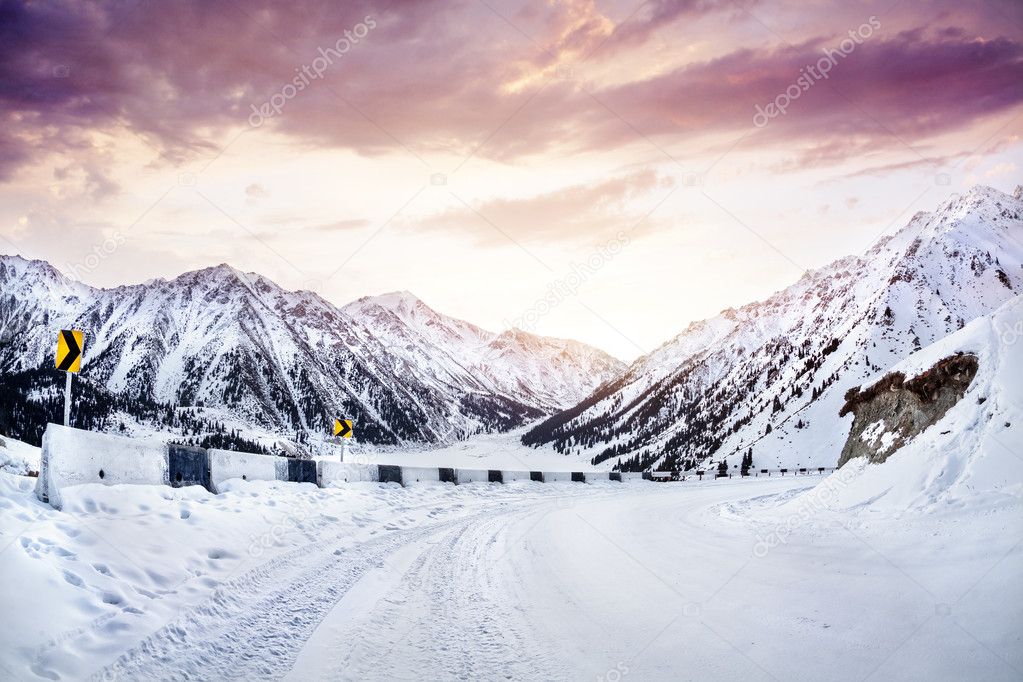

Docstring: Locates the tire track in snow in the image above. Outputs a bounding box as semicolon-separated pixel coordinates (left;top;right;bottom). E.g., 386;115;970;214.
304;502;568;681
89;516;468;681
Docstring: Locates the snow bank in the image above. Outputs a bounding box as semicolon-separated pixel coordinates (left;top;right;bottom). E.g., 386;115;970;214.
208;448;286;493
803;296;1023;512
0;434;40;475
36;424;169;509
318;461;379;485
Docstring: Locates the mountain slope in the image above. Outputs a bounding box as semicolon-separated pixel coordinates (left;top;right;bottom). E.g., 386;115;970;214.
522;185;1023;471
814;295;1022;511
0;260;623;447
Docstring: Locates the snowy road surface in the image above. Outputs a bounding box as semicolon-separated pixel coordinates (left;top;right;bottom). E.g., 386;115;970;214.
2;474;1020;681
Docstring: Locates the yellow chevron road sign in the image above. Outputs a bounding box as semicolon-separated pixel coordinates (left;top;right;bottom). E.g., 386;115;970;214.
56;329;84;373
333;419;353;438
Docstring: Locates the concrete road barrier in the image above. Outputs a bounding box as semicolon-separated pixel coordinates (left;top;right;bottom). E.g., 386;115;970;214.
168;444;210;490
37;425;809;510
455;468;490;484
318;461;379;485
287;458;317;484
36;423;170;509
378;465;402;485
209;449;284;493
400;466;440;485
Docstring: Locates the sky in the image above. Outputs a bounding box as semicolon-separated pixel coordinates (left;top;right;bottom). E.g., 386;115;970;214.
1;0;1022;361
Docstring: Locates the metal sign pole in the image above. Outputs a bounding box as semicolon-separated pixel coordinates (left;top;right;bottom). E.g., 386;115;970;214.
64;372;72;426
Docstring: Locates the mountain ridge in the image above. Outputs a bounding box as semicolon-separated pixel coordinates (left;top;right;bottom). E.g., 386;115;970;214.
522;184;1023;472
0;254;624;448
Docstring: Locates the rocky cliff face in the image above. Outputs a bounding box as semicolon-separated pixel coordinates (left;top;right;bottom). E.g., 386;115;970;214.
837;353;979;466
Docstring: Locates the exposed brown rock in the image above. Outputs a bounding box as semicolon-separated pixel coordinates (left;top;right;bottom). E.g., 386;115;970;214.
838;354;978;467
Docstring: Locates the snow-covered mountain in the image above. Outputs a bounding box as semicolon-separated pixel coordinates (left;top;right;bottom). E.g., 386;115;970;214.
343;292;621;414
0;259;623;446
522;185;1023;472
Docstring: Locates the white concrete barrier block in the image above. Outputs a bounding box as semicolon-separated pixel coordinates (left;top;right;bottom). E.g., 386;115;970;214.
544;471;573;483
619;472;646;481
501;470;533;482
400;466;441;485
455;468;489;484
36;424;169;510
584;472;610;482
318;461;379;485
209;449;282;493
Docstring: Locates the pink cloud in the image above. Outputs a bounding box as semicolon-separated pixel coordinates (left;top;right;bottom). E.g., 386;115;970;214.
0;1;1021;179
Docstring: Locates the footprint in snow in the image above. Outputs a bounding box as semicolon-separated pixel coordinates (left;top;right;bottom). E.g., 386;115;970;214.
101;592;123;605
62;569;84;588
55;522;80;538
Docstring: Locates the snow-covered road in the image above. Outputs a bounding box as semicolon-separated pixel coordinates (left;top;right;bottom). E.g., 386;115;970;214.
290;478;1023;681
2;475;1020;681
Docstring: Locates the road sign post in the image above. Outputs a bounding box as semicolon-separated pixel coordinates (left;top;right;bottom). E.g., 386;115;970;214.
64;372;72;426
56;329;84;426
332;419;353;461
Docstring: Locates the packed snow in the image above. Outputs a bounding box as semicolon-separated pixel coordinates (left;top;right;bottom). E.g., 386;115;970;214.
1;466;1019;680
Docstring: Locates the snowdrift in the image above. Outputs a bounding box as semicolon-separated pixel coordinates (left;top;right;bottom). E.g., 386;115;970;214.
0;434;40;475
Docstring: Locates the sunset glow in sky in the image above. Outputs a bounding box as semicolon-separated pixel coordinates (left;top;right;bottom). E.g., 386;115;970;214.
2;0;1022;359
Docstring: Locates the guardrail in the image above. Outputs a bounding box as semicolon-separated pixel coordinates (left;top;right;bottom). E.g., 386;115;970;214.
34;424;840;508
641;467;839;482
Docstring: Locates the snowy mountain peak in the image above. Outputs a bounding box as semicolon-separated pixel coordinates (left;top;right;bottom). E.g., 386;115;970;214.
0;255;624;447
360;290;423;309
